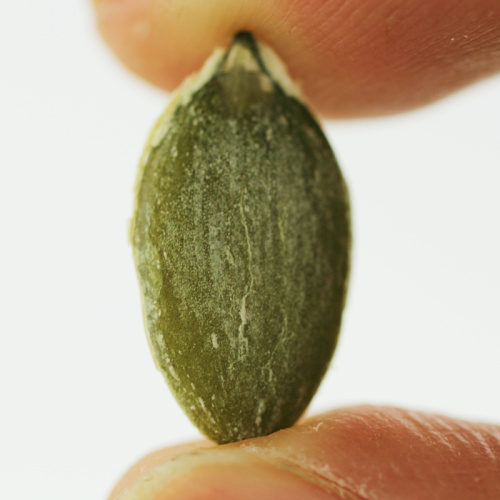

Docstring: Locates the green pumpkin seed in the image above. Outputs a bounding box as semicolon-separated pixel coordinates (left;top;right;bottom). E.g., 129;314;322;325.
131;32;351;444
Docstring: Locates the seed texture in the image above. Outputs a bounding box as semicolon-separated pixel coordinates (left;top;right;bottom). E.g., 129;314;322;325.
131;32;351;444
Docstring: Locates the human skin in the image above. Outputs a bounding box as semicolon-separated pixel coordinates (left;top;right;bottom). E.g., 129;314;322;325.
91;1;500;497
92;0;500;117
108;406;500;500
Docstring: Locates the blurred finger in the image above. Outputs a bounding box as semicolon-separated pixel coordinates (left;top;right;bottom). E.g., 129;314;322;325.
92;0;500;117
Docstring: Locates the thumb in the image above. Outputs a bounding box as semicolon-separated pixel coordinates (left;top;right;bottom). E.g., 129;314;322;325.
109;406;500;500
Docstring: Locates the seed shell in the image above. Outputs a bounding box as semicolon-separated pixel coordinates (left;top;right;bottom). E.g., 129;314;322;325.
131;32;351;444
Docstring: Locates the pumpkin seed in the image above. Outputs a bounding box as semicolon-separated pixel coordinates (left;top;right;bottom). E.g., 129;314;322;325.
131;32;351;444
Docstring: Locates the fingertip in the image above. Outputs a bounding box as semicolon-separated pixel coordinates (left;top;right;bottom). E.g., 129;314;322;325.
93;0;500;117
109;407;500;500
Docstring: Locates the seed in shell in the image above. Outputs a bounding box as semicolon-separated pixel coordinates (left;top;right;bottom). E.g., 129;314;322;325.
130;32;351;444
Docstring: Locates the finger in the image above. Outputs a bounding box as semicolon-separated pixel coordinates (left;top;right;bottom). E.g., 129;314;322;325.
109;406;500;500
92;0;500;118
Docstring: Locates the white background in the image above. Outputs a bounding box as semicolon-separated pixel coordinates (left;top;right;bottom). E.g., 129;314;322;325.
1;1;499;499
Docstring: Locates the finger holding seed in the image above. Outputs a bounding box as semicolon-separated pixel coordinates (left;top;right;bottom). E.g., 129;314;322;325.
91;2;500;499
92;0;500;117
109;406;500;500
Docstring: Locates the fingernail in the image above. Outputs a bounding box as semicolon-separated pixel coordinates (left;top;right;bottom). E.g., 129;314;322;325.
113;446;338;500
